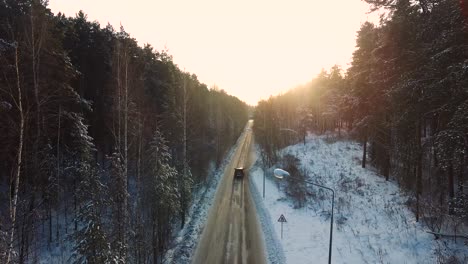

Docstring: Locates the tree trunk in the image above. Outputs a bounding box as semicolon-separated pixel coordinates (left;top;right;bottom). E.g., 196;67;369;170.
64;196;68;235
31;2;43;179
181;74;188;228
123;51;129;250
19;221;25;264
117;41;122;154
416;121;422;222
338;117;341;137
74;180;77;232
56;105;61;243
48;204;52;247
362;134;367;168
458;154;464;193
152;216;158;264
384;125;391;181
448;162;455;214
136;116;143;264
7;45;25;264
437;167;444;206
383;154;390;181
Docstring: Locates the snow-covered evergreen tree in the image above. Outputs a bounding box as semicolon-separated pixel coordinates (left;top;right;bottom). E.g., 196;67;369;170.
144;128;181;263
72;164;111;264
107;151;127;263
68;113;112;264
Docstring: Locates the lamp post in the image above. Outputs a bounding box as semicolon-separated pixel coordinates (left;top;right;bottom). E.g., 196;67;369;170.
260;152;266;199
274;168;335;264
263;166;266;198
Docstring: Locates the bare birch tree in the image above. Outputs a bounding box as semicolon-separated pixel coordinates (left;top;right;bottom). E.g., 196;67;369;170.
7;43;25;264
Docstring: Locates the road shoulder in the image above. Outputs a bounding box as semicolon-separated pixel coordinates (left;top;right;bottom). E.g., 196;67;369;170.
248;144;286;264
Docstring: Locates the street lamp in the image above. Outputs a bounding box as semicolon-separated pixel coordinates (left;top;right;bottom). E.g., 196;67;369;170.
260;129;300;199
279;128;301;144
274;168;335;264
279;128;299;135
260;153;267;199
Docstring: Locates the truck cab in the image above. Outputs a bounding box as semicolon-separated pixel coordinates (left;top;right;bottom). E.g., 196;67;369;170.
234;167;244;178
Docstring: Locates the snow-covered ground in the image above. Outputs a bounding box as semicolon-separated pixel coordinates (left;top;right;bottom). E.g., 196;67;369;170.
250;134;467;264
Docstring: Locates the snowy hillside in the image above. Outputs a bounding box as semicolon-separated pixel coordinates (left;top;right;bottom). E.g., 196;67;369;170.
250;134;467;264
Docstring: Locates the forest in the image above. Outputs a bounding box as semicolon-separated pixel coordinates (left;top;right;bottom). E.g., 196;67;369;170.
254;0;468;237
0;1;248;263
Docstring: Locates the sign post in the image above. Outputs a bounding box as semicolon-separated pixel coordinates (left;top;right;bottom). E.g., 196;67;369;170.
277;214;287;239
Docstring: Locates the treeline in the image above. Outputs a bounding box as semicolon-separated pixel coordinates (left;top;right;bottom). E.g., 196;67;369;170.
0;1;248;263
254;0;467;230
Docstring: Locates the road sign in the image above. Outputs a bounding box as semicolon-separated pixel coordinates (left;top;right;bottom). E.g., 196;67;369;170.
278;214;287;239
278;214;287;223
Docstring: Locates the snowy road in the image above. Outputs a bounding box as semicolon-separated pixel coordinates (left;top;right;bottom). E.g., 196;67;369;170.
192;120;267;264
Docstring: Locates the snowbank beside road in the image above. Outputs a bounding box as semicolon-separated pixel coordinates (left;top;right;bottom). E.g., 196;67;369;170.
249;167;286;264
250;134;466;263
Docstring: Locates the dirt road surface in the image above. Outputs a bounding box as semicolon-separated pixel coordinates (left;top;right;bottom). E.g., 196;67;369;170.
192;120;266;264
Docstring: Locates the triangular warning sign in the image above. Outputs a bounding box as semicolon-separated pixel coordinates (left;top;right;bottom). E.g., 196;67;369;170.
277;214;287;223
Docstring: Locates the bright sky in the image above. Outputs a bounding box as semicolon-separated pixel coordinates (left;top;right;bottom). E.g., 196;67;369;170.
48;0;374;105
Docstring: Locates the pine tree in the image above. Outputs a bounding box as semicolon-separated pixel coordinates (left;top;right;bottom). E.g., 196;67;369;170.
145;128;181;263
70;113;112;264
